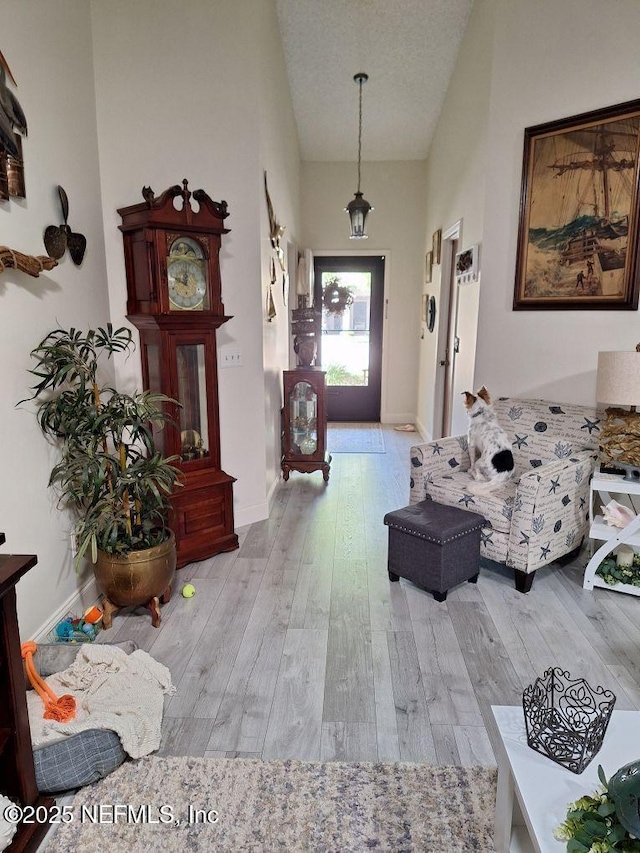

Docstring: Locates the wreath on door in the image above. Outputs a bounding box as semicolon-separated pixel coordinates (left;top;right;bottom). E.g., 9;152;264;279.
322;276;354;315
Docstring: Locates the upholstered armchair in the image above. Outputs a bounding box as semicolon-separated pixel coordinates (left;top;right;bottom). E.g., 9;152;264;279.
409;398;602;592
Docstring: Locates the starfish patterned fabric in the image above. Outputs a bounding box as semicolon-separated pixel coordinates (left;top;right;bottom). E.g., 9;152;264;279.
409;398;602;576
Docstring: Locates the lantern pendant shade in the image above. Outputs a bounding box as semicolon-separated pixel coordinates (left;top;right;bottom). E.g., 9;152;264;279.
345;191;372;239
345;72;373;239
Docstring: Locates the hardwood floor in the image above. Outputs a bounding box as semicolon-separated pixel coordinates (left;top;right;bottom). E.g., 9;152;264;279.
103;426;640;766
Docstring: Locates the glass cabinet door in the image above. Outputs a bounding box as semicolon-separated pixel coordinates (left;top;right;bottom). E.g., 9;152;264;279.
176;343;210;461
290;381;318;455
143;342;165;456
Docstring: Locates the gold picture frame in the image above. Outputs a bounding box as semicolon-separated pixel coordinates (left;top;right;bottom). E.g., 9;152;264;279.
513;99;640;310
432;229;442;265
425;251;433;283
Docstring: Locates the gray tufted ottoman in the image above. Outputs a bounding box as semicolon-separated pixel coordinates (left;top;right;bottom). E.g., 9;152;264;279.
383;499;485;601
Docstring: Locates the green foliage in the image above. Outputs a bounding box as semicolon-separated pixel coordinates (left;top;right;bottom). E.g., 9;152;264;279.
23;325;181;568
596;555;640;588
325;362;365;387
555;768;640;852
322;275;354;315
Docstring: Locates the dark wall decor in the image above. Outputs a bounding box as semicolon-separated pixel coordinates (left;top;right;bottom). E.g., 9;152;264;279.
0;50;27;200
44;186;87;266
427;294;437;332
514;99;640;310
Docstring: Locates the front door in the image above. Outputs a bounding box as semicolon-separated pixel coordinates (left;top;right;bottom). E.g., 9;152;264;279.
314;255;384;422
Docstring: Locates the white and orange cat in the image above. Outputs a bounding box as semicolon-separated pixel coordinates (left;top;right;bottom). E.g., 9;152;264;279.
463;386;515;492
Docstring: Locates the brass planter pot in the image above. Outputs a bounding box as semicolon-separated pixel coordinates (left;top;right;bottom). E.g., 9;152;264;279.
94;532;176;629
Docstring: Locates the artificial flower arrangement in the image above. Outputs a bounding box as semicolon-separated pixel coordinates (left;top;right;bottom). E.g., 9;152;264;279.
555;764;640;852
596;555;640;588
597;500;640;587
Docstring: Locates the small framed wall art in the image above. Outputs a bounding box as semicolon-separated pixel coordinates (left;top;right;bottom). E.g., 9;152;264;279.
455;244;480;285
425;251;433;283
432;229;442;265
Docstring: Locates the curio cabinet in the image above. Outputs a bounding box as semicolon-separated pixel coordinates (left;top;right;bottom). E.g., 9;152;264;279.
281;368;331;482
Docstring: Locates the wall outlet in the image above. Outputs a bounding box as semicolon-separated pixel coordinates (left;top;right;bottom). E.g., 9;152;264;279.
220;347;243;368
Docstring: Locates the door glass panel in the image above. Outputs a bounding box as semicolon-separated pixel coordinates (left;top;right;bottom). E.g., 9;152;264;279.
176;344;209;461
320;271;371;386
290;381;318;455
144;343;165;455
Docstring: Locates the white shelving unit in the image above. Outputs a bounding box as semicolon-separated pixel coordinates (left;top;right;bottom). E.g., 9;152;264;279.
583;472;640;596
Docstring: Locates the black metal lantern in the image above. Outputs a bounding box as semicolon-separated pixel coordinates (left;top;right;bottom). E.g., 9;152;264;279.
522;667;616;774
345;73;373;239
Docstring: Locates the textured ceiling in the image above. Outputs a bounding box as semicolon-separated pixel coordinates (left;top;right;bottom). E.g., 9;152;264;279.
275;0;474;162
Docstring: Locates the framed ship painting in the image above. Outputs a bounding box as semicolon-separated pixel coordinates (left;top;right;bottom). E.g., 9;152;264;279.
513;99;640;310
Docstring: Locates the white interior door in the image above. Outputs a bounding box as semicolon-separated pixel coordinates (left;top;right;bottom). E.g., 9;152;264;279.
434;222;461;438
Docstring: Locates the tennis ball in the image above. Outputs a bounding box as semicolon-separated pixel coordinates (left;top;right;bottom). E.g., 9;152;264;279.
181;583;196;599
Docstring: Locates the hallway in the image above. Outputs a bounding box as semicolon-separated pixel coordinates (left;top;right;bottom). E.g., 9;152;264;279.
103;426;640;766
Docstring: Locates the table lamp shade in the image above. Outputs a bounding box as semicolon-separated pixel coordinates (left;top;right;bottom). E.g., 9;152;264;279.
596;351;640;406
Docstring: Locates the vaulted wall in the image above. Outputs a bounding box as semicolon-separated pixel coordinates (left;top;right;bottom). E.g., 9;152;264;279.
417;0;640;440
2;0;300;638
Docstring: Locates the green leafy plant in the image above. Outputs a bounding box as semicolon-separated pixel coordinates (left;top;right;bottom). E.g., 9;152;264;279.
325;362;365;386
23;325;181;568
596;555;640;588
555;766;640;852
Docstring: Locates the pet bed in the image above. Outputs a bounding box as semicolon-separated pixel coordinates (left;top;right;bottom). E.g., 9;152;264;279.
28;641;136;793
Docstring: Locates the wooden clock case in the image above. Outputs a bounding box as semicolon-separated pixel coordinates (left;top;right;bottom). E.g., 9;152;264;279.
118;181;238;567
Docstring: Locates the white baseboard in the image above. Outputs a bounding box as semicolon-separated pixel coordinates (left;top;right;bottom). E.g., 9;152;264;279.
381;413;418;425
32;573;101;643
235;500;269;528
414;417;431;442
266;474;280;513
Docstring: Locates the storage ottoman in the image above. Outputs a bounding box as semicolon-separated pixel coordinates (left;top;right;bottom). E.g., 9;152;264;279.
383;499;485;601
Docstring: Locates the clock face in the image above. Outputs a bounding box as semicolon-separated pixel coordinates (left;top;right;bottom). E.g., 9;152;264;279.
167;236;208;310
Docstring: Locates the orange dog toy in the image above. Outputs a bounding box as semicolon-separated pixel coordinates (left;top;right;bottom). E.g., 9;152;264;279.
21;641;76;722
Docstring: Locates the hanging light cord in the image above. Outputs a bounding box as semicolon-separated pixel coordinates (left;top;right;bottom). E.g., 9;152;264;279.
356;76;363;194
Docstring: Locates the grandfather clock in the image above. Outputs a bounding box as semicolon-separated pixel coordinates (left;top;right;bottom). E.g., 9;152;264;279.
118;180;238;567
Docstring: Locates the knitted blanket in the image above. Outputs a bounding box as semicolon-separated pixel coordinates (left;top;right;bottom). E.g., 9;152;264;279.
27;644;175;758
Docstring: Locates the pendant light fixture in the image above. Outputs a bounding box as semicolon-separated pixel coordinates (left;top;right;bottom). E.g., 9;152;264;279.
345;72;373;239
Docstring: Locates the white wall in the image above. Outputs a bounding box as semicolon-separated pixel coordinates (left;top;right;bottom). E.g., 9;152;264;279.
476;0;640;404
91;0;300;526
0;0;299;638
0;0;111;637
416;0;496;439
254;1;302;496
301;160;426;423
418;0;640;439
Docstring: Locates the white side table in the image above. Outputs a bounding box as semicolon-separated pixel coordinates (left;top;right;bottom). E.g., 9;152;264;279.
492;705;640;853
583;472;640;596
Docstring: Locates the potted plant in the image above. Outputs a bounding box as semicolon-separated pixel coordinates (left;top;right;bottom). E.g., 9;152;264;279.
23;324;181;627
555;763;640;851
